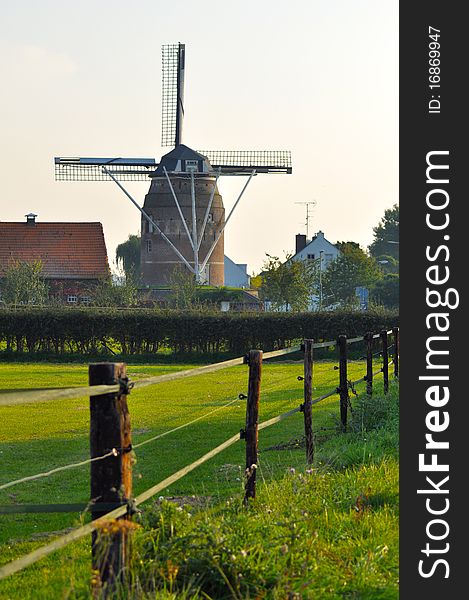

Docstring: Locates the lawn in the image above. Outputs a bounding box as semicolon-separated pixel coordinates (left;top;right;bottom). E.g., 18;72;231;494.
0;358;397;599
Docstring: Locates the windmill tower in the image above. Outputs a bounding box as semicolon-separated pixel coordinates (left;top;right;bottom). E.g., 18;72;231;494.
141;146;225;285
54;43;292;286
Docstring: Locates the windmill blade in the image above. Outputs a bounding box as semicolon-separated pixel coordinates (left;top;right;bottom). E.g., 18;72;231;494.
161;43;185;147
197;150;292;174
54;157;158;181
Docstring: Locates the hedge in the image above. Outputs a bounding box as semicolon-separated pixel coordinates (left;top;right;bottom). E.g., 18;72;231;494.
0;307;399;356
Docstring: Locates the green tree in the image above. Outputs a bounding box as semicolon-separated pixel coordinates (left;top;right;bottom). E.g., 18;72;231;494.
116;234;141;284
369;204;399;261
322;243;382;307
91;275;138;307
260;254;318;312
375;254;399;274
250;274;263;289
335;241;360;252
168;265;198;309
1;260;49;305
371;273;399;308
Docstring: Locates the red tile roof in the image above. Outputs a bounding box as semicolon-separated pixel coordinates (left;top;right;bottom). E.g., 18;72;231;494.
0;222;109;279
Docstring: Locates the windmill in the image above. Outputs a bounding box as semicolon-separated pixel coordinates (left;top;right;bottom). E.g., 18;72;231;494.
54;43;292;285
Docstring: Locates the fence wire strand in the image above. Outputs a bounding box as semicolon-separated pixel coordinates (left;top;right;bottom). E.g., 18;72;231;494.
0;384;120;408
0;450;116;492
133;397;240;450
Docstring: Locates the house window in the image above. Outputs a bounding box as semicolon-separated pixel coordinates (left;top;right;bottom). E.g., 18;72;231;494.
146;239;152;253
307;253;315;260
207;213;214;223
186;160;198;172
67;295;78;304
80;296;91;304
324;253;334;267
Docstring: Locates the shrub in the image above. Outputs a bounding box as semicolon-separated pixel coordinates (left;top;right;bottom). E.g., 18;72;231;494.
0;307;398;356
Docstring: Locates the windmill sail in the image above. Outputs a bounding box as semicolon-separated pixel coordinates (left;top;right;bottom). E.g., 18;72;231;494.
161;43;185;147
54;157;157;181
54;149;292;181
197;150;292;174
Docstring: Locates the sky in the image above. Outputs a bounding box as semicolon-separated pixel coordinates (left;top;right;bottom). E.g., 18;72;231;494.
0;0;398;275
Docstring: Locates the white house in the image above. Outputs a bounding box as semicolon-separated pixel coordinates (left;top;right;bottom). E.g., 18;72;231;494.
260;231;342;312
292;231;341;310
291;231;340;269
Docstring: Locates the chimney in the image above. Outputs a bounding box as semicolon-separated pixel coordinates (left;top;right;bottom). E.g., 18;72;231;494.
25;213;37;225
295;234;307;254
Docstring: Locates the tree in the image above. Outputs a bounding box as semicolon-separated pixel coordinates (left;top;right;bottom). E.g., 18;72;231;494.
375;254;399;274
0;260;49;305
168;265;198;309
371;273;399;308
91;275;138;307
369;204;399;261
259;254;318;312
335;241;360;252
322;243;382;307
250;274;263;289
116;234;141;284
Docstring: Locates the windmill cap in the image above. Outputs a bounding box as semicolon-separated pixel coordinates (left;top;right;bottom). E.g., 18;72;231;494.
152;144;214;176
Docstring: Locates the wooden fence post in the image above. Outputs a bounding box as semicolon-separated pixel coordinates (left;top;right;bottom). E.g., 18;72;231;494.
393;326;399;378
302;339;314;465
89;363;132;595
380;330;389;394
338;335;348;432
244;350;262;503
365;332;373;395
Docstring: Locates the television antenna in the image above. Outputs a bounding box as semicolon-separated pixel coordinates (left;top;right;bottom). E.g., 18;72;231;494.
54;43;292;285
295;200;317;239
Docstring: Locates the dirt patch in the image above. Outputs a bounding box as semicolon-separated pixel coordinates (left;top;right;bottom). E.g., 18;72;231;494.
263;436;306;451
128;373;152;379
158;495;212;509
263;428;337;451
28;527;76;541
133;428;151;435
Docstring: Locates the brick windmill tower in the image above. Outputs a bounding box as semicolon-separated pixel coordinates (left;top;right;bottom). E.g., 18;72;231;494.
54;43;292;286
141;146;224;285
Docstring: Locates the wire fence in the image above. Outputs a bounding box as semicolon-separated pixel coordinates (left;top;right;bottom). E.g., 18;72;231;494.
0;327;399;585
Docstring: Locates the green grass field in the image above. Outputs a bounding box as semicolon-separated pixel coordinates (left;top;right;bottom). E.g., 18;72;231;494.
0;359;398;599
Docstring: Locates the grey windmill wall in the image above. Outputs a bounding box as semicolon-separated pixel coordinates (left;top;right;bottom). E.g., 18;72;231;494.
141;176;225;286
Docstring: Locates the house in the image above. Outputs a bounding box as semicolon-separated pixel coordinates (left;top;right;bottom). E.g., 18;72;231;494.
224;256;250;288
292;231;341;310
0;214;109;304
291;231;340;270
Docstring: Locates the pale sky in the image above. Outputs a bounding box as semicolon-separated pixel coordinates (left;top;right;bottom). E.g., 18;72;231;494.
0;0;398;275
